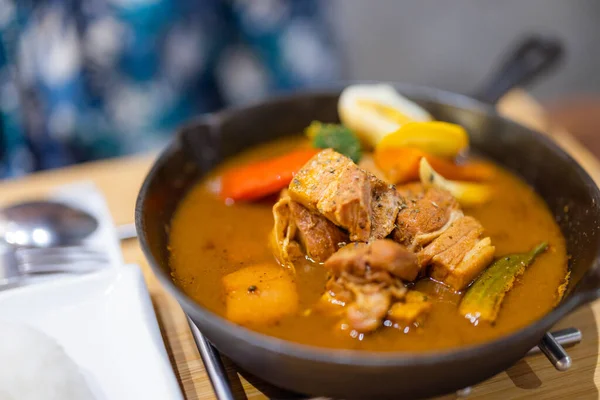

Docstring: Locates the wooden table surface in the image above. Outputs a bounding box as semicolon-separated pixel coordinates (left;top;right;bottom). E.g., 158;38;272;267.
1;90;600;400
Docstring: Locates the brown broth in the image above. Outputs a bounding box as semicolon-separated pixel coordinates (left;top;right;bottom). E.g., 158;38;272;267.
169;137;568;351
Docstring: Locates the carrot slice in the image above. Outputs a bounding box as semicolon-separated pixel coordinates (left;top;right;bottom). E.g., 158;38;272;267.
374;147;494;184
220;149;319;202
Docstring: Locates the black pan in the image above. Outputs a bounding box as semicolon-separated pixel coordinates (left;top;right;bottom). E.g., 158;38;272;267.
135;37;600;399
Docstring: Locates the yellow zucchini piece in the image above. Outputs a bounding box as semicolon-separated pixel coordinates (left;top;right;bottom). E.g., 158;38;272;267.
419;158;492;207
223;264;299;326
377;121;469;158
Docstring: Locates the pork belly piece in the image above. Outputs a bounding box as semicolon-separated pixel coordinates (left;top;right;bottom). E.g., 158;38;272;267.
393;186;463;251
370;176;403;240
289;149;400;241
270;192;303;269
288;149;348;210
419;216;495;290
271;190;347;265
317;163;372;241
288;201;348;263
441;237;495;290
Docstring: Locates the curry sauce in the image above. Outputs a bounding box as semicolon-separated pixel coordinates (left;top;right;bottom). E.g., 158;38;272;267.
169;137;568;351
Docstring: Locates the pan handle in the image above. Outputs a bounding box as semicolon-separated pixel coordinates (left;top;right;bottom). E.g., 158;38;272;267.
474;35;563;105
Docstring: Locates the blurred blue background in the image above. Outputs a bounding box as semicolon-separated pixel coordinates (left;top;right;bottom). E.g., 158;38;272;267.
0;0;598;178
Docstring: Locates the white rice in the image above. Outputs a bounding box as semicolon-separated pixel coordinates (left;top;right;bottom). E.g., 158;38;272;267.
0;322;95;400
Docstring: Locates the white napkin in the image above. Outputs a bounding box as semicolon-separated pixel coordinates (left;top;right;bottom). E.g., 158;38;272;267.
50;181;124;268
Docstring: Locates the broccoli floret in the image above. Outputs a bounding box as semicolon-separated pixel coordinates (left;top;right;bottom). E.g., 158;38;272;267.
305;121;362;163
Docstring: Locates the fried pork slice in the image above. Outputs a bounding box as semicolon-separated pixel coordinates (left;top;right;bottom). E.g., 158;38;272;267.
288;149;348;211
289;149;400;241
270;193;302;269
393;186;463;251
271;190;347;266
317;163;372;241
370;175;402;240
288;201;348;263
419;216;495;290
319;240;418;333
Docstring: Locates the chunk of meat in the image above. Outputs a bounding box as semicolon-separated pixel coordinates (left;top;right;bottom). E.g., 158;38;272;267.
288;149;348;209
271;190;347;265
317;163;372;241
370;176;402;240
418;216;482;266
270;192;302;269
393;187;463;251
316;240;419;333
430;237;495;290
223;264;299;325
420;216;495;290
346;283;392;332
288;201;348;263
289;149;400;241
325;240;420;282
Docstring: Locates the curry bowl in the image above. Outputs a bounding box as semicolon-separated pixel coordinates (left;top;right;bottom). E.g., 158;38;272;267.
135;84;600;399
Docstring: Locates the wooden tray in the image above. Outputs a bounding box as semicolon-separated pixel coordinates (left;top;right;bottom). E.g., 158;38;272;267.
0;90;598;399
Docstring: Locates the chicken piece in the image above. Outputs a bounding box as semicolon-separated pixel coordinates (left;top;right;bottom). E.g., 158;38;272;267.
325;240;420;282
393;187;463;251
388;291;432;326
223;264;299;325
346;283;392;332
420;216;495;290
289;149;400;241
288;201;348;263
318;240;417;333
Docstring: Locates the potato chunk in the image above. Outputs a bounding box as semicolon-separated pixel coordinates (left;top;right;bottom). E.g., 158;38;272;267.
223;264;299;325
388;291;432;325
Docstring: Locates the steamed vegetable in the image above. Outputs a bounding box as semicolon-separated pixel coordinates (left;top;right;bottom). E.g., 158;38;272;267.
377;121;469;158
388;291;432;325
419;158;492;207
305;121;362;163
460;243;548;323
220;149;319;201
338;84;432;147
374;147;494;184
223;264;299;325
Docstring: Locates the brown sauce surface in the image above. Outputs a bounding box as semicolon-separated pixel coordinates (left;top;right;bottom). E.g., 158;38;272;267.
169;137;568;351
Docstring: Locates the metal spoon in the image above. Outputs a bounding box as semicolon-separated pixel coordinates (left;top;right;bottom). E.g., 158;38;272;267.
0;201;99;247
0;201;138;248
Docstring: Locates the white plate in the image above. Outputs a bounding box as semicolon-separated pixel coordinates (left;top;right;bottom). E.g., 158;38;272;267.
0;265;183;400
